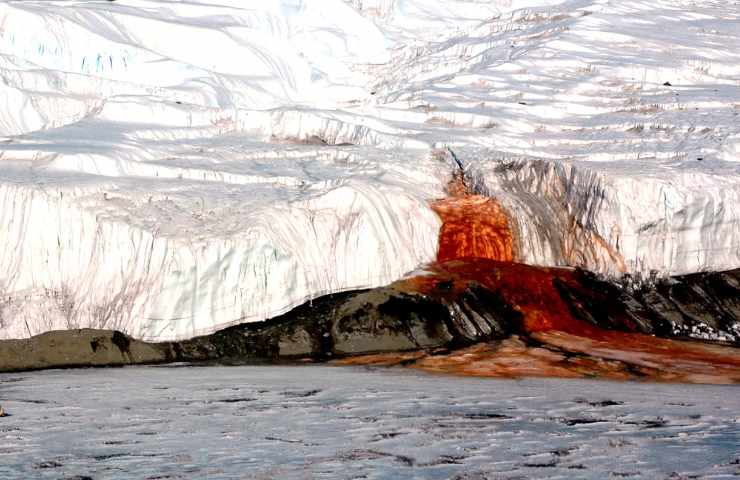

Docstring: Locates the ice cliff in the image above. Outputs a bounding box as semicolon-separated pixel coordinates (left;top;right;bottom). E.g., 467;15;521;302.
1;0;739;340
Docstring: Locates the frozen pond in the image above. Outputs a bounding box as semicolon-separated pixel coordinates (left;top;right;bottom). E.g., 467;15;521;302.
1;365;738;479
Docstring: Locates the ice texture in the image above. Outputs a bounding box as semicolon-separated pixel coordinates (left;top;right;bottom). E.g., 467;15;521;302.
1;365;739;479
1;0;740;340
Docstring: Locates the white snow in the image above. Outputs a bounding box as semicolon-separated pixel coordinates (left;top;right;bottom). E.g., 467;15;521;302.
1;0;739;339
1;365;739;479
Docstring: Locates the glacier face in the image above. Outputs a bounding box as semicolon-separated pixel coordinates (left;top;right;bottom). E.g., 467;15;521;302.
0;151;443;341
1;0;739;340
466;155;740;276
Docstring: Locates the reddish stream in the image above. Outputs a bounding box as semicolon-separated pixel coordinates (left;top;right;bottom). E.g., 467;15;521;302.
339;179;740;383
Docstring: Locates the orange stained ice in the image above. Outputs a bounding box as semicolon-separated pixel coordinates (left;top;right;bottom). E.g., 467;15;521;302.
359;177;740;383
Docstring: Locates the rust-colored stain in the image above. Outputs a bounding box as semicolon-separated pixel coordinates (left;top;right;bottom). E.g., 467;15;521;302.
349;178;740;384
432;196;514;263
427;176;617;334
337;334;740;384
396;259;600;335
532;330;740;384
431;175;514;263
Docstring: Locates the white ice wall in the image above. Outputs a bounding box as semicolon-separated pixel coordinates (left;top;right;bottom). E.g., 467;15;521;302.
0;169;441;341
466;154;740;276
2;0;740;340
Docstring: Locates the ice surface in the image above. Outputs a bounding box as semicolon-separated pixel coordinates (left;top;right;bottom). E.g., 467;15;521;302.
1;0;740;339
0;365;738;479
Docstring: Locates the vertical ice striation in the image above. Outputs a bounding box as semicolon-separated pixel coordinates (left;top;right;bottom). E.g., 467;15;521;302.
465;155;740;276
0;169;441;341
1;0;740;340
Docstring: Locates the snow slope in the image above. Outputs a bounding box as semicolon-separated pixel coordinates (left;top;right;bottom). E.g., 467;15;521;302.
1;0;739;340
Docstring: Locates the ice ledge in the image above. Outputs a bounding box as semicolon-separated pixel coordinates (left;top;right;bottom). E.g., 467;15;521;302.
465;152;740;277
0;172;441;342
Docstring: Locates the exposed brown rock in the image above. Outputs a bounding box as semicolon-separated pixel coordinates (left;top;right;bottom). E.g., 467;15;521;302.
0;329;175;372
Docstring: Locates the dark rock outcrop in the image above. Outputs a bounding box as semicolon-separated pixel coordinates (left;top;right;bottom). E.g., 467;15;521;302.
556;268;740;343
175;282;523;362
0;265;738;373
0;329;174;372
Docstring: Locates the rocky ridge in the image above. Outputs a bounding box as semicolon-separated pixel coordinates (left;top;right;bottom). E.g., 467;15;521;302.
1;263;738;383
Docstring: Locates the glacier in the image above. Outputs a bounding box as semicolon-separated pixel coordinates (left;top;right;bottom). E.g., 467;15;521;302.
1;0;739;341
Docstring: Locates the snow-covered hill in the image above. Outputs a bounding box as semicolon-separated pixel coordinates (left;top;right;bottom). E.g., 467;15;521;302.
1;0;739;340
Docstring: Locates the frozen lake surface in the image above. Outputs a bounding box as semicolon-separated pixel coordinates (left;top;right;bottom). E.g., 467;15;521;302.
1;365;738;479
